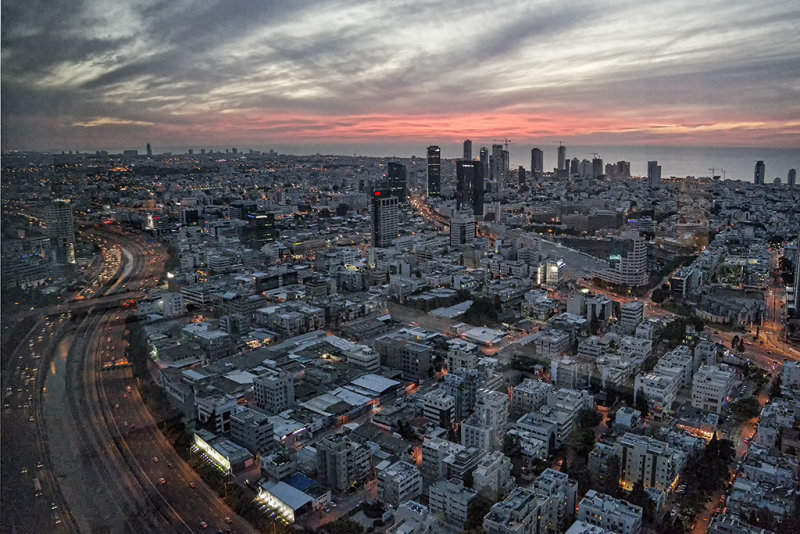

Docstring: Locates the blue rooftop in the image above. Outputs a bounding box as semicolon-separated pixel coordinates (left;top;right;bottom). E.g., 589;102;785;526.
285;472;315;492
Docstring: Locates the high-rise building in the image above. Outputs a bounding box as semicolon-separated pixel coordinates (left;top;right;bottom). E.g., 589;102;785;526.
463;139;473;161
490;144;506;189
456;160;484;215
451;210;476;249
647;161;662;187
594;230;648;287
146;142;152;157
557;144;566;172
426;146;441;197
788;168;796;186
479;147;489;180
372;191;399;248
592;158;603;179
531;148;544;178
386;162;407;202
754;160;765;185
46;198;76;264
518;166;526;185
570;158;579;175
617;161;631;178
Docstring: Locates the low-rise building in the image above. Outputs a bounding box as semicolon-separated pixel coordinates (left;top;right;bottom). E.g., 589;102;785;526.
473;451;514;500
577;490;642;534
428;478;477;532
230;406;275;455
691;364;736;414
483;486;544;534
378;461;423;508
616;433;686;492
533;468;578;534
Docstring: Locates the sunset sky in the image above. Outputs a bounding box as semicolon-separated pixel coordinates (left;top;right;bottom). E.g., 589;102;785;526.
2;0;800;152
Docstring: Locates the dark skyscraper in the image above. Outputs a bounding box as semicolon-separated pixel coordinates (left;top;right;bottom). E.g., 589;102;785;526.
427;146;441;197
789;168;797;186
570;158;579;175
146;142;152;157
386;162;407;201
463;140;472;161
592;158;603;179
518;166;525;185
754;160;765;185
479;146;489;179
647;160;662;187
372;190;399;247
531;148;543;178
557;144;566;172
456;160;484;216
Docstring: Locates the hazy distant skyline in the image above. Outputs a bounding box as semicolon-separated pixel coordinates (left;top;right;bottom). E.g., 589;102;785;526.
2;0;800;151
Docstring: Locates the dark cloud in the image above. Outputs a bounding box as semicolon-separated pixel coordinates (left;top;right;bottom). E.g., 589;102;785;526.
2;0;799;150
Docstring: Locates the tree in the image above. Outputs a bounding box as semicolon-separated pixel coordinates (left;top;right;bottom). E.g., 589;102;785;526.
651;288;668;304
577;408;602;429
732;335;740;349
731;397;761;421
635;393;650;418
335;203;350;216
319;208;332;218
465;495;495;531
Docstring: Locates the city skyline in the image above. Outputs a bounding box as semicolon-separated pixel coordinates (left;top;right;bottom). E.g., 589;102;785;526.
3;0;800;151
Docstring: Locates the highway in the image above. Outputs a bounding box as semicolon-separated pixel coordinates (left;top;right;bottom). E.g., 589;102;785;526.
3;227;256;534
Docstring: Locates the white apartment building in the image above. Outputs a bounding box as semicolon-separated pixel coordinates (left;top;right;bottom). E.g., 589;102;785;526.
483;487;544;534
428;478;477;532
346;345;381;372
423;390;456;429
421;438;462;482
655;346;695;387
378;461;423;508
634;373;680;417
511;379;553;416
532;329;571;359
545;388;595;443
577;490;642;534
620;301;644;335
593;231;648;287
782;360;800;389
691;364;736;414
253;370;295;414
473;451;514;500
616;433;686;491
533;468;578;534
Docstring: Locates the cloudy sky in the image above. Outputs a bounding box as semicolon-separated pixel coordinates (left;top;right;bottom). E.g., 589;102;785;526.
2;0;799;152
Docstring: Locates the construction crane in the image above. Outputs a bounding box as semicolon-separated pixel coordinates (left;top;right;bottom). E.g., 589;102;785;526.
586;152;601;159
493;138;512;150
708;168;726;179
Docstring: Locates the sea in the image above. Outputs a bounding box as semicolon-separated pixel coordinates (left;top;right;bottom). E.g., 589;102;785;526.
133;143;800;184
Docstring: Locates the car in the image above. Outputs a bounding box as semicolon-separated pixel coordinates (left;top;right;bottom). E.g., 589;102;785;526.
51;502;58;510
129;423;136;429
167;462;174;469
153;457;159;463
159;478;166;485
189;482;196;488
200;521;208;528
224;517;232;524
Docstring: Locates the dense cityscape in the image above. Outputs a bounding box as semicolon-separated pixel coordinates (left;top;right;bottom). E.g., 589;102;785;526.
3;1;800;533
1;142;799;534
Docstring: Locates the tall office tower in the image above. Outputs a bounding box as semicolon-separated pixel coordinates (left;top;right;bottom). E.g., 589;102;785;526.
518;166;525;185
456;160;484;216
450;210;476;248
490;144;505;189
146;142;152;157
427;146;441;197
557;144;566;172
618;161;631;178
570;158;579;175
531;148;544;178
788;169;796;186
372;191;399;248
647;160;662;187
46;199;76;264
592;158;604;179
479;147;489;179
754;160;766;185
386;162;407;202
463;140;473;161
